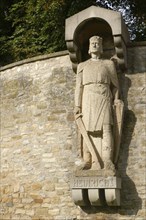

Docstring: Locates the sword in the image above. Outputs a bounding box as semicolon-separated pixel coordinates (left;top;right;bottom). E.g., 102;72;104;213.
75;113;103;169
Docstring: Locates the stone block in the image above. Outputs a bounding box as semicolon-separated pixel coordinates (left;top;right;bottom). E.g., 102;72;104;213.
15;209;26;214
35;208;48;216
31;183;42;191
71;175;121;206
22;198;33;204
14;183;20;193
26;210;35;216
34;198;43;203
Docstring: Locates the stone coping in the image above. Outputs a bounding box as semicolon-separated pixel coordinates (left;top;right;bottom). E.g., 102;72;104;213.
128;41;146;47
74;169;120;177
0;50;69;71
0;41;146;71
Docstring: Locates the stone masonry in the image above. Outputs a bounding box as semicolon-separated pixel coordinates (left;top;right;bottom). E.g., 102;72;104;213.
0;43;146;219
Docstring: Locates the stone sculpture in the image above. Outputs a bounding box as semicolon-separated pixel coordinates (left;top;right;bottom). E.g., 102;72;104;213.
65;6;128;206
71;36;124;206
74;36;124;172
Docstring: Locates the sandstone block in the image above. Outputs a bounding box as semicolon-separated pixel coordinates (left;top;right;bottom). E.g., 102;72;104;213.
34;198;43;203
14;183;20;193
35;207;48;216
31;183;42;191
15;209;26;214
22;198;33;204
26;209;35;216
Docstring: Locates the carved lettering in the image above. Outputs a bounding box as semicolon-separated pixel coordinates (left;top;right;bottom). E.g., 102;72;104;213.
71;177;121;189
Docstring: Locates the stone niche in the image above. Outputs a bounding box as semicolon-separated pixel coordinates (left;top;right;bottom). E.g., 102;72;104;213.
65;6;130;207
65;6;130;72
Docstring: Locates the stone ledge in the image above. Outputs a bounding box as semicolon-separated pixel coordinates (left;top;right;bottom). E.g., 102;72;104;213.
0;50;69;71
74;169;120;177
127;41;146;47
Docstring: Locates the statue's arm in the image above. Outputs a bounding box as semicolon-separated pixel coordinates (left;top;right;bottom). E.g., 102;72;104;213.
109;61;121;103
113;87;120;104
74;68;83;114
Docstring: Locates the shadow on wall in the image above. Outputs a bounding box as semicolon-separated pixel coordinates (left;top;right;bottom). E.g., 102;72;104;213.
118;76;142;215
80;76;142;216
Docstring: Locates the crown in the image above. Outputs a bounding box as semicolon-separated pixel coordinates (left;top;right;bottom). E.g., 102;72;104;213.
89;36;102;42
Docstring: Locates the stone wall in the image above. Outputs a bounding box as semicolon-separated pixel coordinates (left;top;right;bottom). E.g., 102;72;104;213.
0;44;146;219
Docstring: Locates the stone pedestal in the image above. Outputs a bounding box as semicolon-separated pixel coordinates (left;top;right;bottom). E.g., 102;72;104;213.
71;170;121;206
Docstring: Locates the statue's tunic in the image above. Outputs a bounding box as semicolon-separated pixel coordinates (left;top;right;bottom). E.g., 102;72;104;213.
75;59;119;132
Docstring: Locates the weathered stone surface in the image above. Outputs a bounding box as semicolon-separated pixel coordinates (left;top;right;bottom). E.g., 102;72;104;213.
0;49;146;219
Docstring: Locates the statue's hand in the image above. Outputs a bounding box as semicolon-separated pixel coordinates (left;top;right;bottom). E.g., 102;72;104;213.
110;55;119;64
74;106;81;115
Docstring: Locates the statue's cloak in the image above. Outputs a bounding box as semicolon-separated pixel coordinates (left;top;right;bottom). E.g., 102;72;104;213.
75;59;119;132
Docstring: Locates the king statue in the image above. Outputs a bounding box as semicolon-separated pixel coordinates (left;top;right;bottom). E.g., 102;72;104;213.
74;36;124;172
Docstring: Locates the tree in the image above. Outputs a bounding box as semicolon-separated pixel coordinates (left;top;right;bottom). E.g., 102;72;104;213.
96;0;146;40
0;0;14;65
0;0;97;65
0;0;146;66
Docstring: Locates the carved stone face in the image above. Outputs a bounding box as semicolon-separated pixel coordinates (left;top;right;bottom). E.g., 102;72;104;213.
88;36;103;55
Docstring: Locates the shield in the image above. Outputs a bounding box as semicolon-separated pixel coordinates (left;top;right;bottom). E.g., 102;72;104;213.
113;100;124;164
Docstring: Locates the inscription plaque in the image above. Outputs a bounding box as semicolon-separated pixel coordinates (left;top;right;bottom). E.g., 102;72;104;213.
71;177;121;189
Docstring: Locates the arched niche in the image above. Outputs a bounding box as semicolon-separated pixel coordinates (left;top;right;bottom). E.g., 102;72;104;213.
65;6;130;73
73;18;115;62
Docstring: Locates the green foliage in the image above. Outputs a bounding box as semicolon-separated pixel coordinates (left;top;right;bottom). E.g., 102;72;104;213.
0;0;146;66
0;0;13;65
7;0;66;61
96;0;146;41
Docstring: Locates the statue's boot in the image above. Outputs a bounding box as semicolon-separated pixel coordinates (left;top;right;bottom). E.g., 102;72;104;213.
83;151;92;170
104;159;115;171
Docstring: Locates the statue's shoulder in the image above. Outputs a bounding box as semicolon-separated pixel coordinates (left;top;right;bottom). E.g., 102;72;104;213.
102;59;116;73
102;59;114;66
77;60;90;73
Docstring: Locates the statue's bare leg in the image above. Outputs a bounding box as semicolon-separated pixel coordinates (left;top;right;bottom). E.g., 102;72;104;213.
102;124;115;171
89;133;102;170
